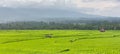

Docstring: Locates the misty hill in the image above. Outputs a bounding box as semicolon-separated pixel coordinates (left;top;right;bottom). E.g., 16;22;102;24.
0;7;120;30
0;7;108;23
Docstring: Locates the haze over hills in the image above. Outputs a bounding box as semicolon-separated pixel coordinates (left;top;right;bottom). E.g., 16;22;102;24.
0;0;120;23
0;7;119;30
0;7;110;23
0;0;120;30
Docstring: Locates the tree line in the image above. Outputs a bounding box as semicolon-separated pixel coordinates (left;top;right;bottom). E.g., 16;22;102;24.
0;20;120;30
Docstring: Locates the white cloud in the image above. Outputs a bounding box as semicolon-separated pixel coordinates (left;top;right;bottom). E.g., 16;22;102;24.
72;0;119;10
0;0;56;7
0;0;118;8
0;0;120;16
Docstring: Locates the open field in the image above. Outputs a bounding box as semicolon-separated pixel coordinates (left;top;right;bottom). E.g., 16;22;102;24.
0;30;120;54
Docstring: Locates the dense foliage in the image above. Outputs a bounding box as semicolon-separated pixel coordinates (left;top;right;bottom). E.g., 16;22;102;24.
0;18;120;30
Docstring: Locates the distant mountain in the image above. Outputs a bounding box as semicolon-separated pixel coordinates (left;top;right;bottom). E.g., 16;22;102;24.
0;7;110;23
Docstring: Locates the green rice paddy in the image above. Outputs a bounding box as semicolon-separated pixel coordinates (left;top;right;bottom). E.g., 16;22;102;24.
0;30;120;54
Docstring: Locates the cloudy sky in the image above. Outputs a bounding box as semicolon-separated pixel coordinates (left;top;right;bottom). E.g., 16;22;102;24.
0;0;120;17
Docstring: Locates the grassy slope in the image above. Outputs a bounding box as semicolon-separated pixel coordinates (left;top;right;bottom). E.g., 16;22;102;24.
0;30;120;54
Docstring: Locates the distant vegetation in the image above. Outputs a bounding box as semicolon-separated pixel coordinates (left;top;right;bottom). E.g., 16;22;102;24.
0;17;120;30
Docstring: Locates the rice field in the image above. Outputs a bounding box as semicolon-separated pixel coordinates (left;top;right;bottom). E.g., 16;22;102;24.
0;30;120;54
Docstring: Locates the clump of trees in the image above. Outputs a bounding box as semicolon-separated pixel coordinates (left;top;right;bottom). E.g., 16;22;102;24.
0;20;120;30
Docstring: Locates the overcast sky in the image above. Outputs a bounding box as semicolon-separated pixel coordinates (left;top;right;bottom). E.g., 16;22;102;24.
0;0;120;17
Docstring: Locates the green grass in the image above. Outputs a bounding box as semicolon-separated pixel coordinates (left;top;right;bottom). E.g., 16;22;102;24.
0;30;120;54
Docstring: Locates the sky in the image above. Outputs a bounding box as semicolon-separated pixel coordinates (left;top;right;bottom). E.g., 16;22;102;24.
0;0;120;17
